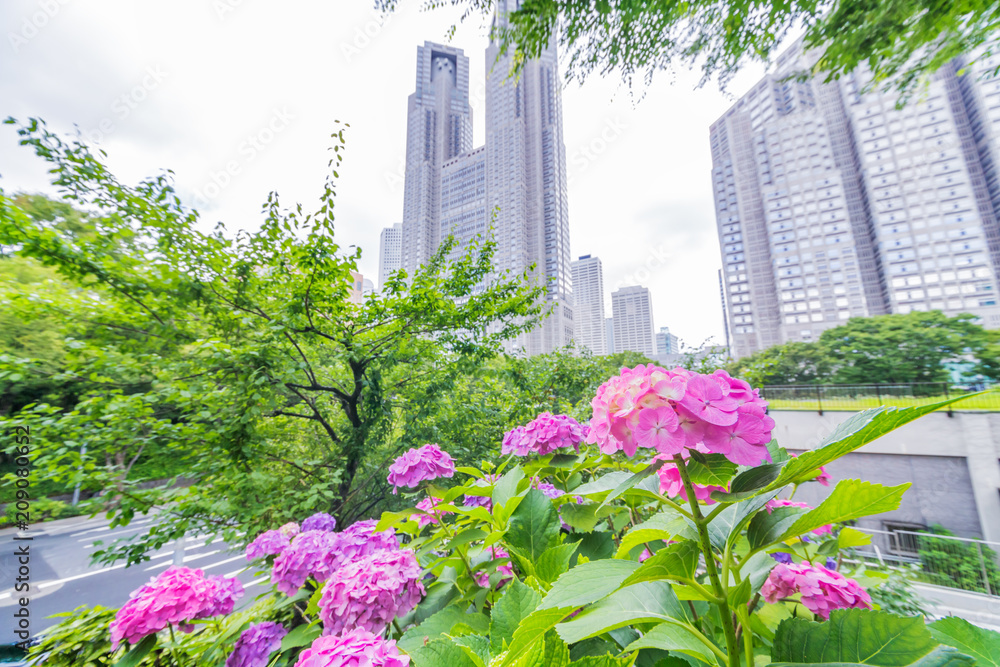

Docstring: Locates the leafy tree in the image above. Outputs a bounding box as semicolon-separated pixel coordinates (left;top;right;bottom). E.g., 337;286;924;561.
0;117;542;563
380;0;1000;96
819;311;983;386
728;341;833;386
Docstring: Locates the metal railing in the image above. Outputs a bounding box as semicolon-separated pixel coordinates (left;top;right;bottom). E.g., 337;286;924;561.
849;528;1000;596
759;382;1000;415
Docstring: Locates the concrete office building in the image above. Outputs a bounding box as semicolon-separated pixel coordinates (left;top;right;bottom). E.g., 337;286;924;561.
378;223;403;289
605;317;615;354
711;41;1000;358
611;286;655;356
399;0;574;355
655;326;681;356
571;255;607;354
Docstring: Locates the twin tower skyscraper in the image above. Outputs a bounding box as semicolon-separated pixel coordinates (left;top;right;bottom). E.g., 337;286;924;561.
391;0;574;355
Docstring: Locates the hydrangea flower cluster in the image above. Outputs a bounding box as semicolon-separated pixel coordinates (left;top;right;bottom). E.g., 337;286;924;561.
302;512;337;532
588;366;774;466
226;622;288;667
656;461;725;504
318;549;424;636
475;546;514;588
387;443;455;493
245;529;292;561
294;628;409;667
765;499;832;535
271;530;340;595
324;520;400;572
502;412;589;456
109;566;244;649
279;522;300;538
412;496;451;528
761;561;872;619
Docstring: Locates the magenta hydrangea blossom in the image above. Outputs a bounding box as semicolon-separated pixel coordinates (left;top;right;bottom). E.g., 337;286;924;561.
502;412;589;456
765;499;832;535
318;549;425;636
587;366;773;466
271;530;340;596
302;512;337;532
226;622;288;667
761;561;872;619
294;628;410;667
387;443;455;493
656;460;725;504
109;566;244;650
323;519;400;573
411;497;451;529
815;466;832;486
245;529;292;561
475;546;514;587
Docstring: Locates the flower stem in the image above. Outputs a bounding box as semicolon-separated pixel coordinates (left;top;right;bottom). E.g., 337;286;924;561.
673;455;740;667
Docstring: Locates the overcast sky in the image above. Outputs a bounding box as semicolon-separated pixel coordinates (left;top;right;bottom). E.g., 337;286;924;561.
0;0;776;348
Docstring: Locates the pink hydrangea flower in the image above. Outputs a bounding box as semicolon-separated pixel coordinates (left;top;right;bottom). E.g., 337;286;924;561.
639;548;653;562
226;622;288;667
655;460;725;504
318;549;425;636
109;566;244;649
815;466;832;486
761;561;872;619
411;496;451;528
294;628;409;667
502;413;589;456
322;519;400;573
302;512;337;532
475;546;514;587
766;499;832;535
587;366;772;466
279;522;300;538
271;530;340;596
245;529;291;561
387;444;455;493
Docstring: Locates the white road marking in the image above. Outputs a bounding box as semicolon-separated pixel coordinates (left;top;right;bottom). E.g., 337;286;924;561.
200;555;245;572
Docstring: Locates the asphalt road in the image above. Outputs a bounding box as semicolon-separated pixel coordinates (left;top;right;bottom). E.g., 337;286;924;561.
0;513;265;646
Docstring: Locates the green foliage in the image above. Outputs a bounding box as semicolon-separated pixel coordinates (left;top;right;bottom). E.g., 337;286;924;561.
930;616;1000;667
728;312;994;386
916;526;1000;595
377;0;1000;99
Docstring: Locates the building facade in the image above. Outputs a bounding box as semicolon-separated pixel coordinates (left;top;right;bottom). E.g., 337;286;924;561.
655;326;680;356
605;316;615;354
399;0;574;355
611;285;655;356
571;255;606;354
711;42;1000;358
378;223;403;289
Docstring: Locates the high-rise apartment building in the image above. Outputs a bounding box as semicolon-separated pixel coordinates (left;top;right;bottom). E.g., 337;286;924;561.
655;326;680;356
570;255;606;354
378;223;403;289
399;1;574;355
711;41;1000;358
605;317;615;354
611;286;655;356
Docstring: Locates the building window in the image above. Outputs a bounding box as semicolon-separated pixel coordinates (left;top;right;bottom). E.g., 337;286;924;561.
884;521;926;557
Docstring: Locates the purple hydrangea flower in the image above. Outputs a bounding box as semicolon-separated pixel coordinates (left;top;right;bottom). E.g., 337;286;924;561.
302;512;337;532
387;444;455;493
826;557;838;571
270;530;339;596
318;549;424;636
323;519;399;573
294;628;409;667
245;530;291;561
226;622;288;667
502;413;589;456
771;552;793;564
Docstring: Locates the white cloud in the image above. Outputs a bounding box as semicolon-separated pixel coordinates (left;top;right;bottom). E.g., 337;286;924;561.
0;0;771;348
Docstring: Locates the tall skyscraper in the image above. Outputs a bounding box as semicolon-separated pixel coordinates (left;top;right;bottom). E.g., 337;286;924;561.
571;255;606;354
611;286;655;356
605;316;615;354
378;223;403;289
711;41;1000;358
399;1;574;355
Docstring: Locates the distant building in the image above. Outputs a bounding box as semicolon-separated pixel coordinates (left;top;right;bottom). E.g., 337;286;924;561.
611;286;655;356
362;278;375;296
711;39;1000;358
571;255;607;354
655;326;681;356
349;271;365;304
605;317;615;354
378;223;403;289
